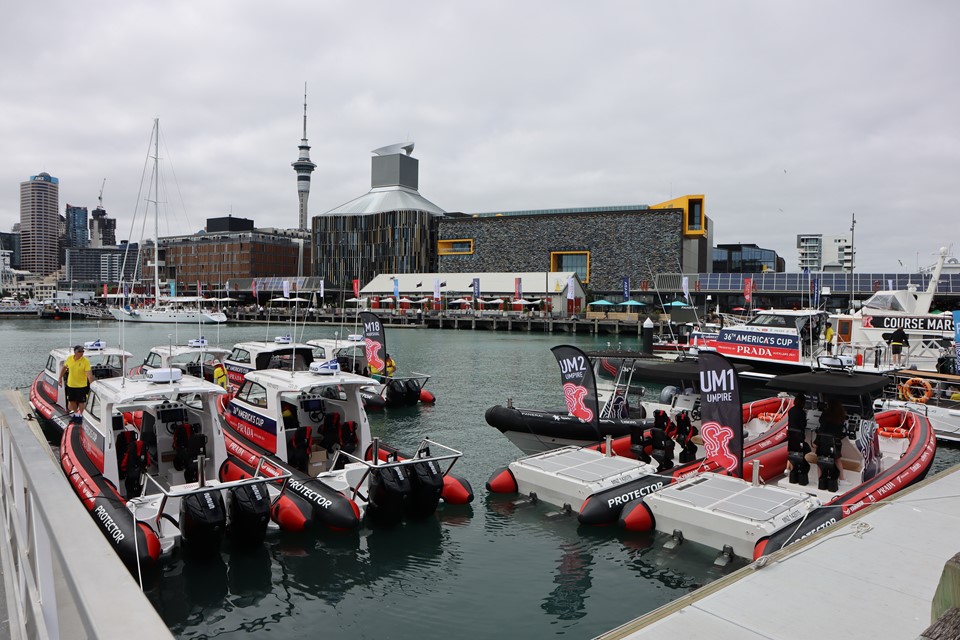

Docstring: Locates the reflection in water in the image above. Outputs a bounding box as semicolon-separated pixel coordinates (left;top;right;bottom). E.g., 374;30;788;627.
541;542;593;620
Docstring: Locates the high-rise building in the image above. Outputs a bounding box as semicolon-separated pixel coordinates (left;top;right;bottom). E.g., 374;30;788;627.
65;204;89;248
20;172;60;276
291;85;316;231
89;205;117;248
797;234;852;272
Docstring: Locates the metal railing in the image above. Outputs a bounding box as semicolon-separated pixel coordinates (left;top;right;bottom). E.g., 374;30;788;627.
0;391;172;639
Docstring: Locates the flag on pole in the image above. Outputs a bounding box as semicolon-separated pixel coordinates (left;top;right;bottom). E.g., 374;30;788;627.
352;279;359;297
319;279;324;299
393;278;399;299
698;351;743;478
622;276;630;302
283;280;290;298
551;345;601;431
515;277;522;300
682;276;691;303
122;281;129;297
103;283;108;298
472;278;480;299
567;276;575;301
433;278;441;301
252;279;258;299
743;277;753;304
170;281;176;298
197;280;202;297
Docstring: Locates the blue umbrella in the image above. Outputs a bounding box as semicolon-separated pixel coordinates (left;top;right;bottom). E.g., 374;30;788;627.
619;300;646;306
663;300;690;307
588;300;615;306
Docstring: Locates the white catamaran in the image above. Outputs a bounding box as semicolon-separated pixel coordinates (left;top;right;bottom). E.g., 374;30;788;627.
109;119;226;325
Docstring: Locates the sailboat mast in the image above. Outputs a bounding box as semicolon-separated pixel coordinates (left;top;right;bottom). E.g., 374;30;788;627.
152;118;161;309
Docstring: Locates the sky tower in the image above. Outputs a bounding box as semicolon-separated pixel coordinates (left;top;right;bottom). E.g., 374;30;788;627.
291;83;317;230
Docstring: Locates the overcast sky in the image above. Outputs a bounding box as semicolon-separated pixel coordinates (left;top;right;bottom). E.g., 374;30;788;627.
2;1;957;272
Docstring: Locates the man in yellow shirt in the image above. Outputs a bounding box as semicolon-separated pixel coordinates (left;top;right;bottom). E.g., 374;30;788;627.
824;322;835;355
59;345;93;414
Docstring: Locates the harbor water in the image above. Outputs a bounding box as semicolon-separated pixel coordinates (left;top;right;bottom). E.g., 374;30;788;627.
4;318;958;639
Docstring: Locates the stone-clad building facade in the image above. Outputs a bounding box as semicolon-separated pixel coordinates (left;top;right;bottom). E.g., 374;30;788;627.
437;197;711;294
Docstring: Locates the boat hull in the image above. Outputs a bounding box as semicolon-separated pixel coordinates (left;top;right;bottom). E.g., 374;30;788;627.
109;308;227;323
59;423;162;575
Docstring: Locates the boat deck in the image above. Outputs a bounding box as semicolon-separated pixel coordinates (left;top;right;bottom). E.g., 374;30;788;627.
518;447;643;482
600;465;960;640
511;447;656;511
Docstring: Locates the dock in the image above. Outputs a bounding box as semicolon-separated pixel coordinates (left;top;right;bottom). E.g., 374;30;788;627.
598;465;960;639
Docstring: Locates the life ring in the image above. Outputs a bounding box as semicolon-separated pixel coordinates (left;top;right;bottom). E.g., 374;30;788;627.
878;426;908;438
757;412;785;423
213;362;228;390
900;378;933;403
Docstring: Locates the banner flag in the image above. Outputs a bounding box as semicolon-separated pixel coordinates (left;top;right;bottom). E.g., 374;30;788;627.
550;345;601;437
567;276;575;301
472;278;480;299
103;283;108;298
352;279;359;298
954;310;960;373
170;281;176;298
682;276;691;303
358;311;386;375
698;351;744;478
319;279;324;299
197;280;202;297
122;281;129;297
622;276;630;302
283;280;290;298
744;277;753;304
433;278;441;301
225;280;230;294
813;277;821;308
393;278;399;299
515;277;522;300
251;279;258;299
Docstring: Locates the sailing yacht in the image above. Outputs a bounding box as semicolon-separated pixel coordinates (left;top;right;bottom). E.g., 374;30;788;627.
109;119;226;325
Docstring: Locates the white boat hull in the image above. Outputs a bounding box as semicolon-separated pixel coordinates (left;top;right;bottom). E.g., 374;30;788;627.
110;308;227;324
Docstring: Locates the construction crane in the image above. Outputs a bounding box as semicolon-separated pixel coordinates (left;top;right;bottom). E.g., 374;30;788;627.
97;178;106;208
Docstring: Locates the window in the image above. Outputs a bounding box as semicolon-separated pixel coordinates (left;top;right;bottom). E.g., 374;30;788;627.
238;381;268;408
550;251;590;283
438;239;474;255
145;352;162;368
229;348;250;364
86;392;101;421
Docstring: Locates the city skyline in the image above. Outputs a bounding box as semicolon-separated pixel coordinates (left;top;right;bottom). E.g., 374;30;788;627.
1;2;957;272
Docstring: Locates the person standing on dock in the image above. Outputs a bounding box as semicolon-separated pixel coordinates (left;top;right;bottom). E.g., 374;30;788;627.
824;322;834;355
59;345;93;415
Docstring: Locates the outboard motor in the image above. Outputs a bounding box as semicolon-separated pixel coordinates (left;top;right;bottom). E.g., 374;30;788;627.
674;412;698;463
227;483;271;546
648;427;675;472
659;385;680;405
367;457;412;525
404;379;422;405
405;452;445;518
385;379;407;406
179;489;227;553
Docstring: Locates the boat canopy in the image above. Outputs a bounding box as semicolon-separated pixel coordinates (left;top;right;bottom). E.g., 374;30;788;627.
765;371;889;396
629;358;754;383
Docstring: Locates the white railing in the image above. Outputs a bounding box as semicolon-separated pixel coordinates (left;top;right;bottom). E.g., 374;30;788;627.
0;391;172;640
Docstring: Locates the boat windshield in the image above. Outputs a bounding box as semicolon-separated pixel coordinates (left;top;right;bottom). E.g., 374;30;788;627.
746;314;791;328
862;293;907;312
